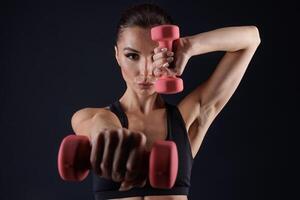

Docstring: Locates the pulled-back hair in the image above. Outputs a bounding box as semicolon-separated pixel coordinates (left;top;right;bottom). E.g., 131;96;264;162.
115;3;174;45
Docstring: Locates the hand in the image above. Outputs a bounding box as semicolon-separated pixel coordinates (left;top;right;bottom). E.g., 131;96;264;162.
172;37;191;76
152;37;191;77
90;128;148;191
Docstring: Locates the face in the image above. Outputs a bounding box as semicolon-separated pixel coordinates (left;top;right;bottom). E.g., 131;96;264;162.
115;26;158;96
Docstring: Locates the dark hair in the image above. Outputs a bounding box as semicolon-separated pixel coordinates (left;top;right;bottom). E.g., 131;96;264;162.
115;3;174;45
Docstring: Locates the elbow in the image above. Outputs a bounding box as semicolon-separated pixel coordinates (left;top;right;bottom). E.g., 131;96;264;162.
249;25;261;46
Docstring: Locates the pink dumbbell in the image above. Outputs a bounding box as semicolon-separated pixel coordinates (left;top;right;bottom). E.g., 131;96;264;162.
151;25;183;94
57;134;178;189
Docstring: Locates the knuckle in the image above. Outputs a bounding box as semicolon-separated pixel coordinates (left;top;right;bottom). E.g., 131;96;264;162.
90;154;101;175
104;129;110;138
118;127;125;135
126;159;133;171
99;130;108;141
135;133;142;142
116;128;122;138
156;59;164;66
122;130;130;140
90;152;96;166
135;132;146;147
99;128;107;136
139;137;146;148
163;57;169;62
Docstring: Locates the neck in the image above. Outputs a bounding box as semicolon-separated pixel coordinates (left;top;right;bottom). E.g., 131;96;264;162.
119;88;165;115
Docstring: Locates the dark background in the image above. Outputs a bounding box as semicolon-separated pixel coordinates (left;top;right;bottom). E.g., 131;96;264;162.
0;0;295;200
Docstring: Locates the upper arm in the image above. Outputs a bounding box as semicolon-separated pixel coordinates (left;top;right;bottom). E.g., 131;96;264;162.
71;108;122;137
179;46;259;131
179;33;260;156
181;33;260;125
198;44;260;114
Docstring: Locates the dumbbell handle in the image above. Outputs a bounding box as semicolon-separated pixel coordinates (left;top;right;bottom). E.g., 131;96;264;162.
151;25;183;94
58;134;178;189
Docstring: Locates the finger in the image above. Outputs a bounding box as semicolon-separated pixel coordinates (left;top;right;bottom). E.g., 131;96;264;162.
119;176;146;191
112;130;146;182
124;148;148;188
124;147;143;182
119;181;132;191
112;129;132;182
153;65;173;77
90;132;105;176
154;47;167;54
100;129;119;179
132;131;146;148
139;179;147;188
153;51;174;61
153;67;163;77
119;171;147;191
153;57;174;68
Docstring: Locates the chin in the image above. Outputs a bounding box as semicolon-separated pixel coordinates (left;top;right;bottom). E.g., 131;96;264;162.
135;87;156;96
138;89;156;96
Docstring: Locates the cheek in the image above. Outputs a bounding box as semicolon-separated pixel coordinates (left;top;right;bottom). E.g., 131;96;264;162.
120;59;139;80
121;65;138;81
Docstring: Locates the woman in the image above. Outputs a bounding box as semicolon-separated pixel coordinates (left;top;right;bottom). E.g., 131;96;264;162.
71;3;261;200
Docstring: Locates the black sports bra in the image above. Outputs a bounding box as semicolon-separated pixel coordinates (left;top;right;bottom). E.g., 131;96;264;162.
93;100;193;199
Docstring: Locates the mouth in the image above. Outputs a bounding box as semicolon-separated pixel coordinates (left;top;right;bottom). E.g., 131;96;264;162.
137;82;154;88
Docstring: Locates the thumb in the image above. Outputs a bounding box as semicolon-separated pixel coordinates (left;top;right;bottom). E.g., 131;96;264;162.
119;181;133;191
174;54;188;76
153;67;163;77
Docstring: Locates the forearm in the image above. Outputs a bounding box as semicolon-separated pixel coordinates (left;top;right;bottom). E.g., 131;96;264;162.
73;112;120;140
89;113;122;140
186;26;261;56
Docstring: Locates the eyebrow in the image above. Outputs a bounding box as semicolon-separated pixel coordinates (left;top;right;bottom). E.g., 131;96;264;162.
123;47;155;54
123;47;140;53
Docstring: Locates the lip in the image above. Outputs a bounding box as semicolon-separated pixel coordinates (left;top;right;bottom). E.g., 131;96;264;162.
138;82;154;87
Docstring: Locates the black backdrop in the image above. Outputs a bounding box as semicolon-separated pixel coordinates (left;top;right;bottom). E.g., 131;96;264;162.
0;0;294;200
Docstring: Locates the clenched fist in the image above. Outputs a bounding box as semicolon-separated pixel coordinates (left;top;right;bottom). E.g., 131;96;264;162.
90;128;148;190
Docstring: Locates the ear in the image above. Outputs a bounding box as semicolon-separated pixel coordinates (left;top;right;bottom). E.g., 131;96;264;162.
114;45;121;67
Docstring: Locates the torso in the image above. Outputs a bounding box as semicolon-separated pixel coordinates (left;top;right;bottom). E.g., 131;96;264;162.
126;108;168;151
94;104;194;200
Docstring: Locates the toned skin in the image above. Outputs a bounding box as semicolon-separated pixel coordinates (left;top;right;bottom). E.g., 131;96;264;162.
71;25;261;200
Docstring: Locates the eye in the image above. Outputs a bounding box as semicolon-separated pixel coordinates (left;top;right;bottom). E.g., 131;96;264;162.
124;53;139;61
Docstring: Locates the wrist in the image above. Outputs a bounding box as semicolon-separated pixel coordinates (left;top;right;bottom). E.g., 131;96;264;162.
184;34;203;57
180;36;194;58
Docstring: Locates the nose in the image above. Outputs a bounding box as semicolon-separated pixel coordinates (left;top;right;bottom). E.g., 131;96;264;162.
140;56;154;77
